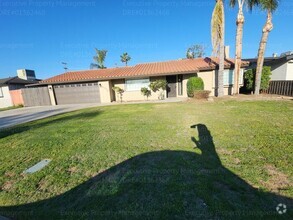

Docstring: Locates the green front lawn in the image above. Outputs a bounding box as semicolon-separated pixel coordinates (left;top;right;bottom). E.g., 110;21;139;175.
0;100;292;219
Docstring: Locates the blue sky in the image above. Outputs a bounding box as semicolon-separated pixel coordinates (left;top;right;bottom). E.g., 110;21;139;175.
0;0;292;79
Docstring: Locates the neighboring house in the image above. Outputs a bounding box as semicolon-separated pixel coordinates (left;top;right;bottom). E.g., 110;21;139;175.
36;57;248;105
0;70;39;108
244;51;293;81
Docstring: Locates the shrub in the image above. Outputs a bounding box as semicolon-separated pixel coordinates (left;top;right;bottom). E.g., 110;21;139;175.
187;77;204;97
141;87;151;100
260;66;272;91
194;90;211;99
149;80;167;100
244;66;272;92
244;69;254;91
112;86;124;102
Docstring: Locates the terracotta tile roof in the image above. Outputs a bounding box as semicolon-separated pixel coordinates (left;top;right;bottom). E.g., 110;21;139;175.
40;57;249;84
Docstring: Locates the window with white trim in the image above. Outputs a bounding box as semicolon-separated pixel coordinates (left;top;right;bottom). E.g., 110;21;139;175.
125;78;150;91
223;69;244;86
223;70;234;86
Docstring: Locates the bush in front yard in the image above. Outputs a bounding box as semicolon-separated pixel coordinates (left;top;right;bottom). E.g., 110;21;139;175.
187;77;204;97
244;66;272;93
141;87;151;100
194;90;211;99
149;80;167;100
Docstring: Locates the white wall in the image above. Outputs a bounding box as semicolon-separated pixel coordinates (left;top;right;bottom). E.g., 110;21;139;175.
0;86;13;108
270;61;288;80
286;61;293;80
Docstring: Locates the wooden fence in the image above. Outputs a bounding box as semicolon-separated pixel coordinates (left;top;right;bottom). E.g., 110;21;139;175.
263;80;293;97
21;87;51;107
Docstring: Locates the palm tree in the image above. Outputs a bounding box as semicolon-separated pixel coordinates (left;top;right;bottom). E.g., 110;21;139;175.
90;48;107;69
254;0;279;95
230;0;259;95
120;53;131;66
211;0;225;97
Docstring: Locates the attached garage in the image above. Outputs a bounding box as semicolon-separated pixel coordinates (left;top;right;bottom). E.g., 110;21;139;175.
53;82;101;105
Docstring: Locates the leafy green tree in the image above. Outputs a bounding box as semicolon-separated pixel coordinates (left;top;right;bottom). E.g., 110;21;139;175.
211;0;225;97
121;53;131;66
141;87;151;100
186;45;205;59
254;0;279;95
244;66;272;92
91;48;107;69
187;77;204;97
112;86;124;103
149;80;167;100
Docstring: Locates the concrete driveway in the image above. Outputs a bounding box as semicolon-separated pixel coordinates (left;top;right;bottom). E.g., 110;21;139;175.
0;104;101;130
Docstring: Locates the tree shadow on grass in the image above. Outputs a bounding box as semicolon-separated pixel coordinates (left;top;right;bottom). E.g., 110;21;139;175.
0;110;102;139
0;124;292;219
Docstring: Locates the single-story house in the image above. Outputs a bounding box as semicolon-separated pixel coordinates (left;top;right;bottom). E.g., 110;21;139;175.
244;51;293;81
36;57;248;105
0;77;35;108
0;70;39;108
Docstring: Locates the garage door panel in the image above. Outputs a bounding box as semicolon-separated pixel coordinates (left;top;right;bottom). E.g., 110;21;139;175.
54;83;101;105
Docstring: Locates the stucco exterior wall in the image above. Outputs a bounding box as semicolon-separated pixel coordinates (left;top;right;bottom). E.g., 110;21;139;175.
98;68;245;102
99;81;112;103
0;86;13;108
197;70;214;94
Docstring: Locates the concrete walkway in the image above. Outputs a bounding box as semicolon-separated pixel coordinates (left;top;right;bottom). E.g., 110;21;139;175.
0;98;187;130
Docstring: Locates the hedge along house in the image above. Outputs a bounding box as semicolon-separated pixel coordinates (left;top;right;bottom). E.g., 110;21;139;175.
37;57;249;105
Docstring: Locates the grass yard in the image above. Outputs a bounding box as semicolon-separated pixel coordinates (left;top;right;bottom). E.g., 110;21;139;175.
0;100;292;219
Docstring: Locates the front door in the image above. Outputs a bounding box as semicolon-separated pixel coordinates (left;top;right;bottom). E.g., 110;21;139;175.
166;75;177;98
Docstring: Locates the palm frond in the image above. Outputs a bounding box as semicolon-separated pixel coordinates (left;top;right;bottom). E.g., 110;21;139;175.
92;49;107;69
211;0;225;56
245;0;260;11
229;0;237;7
260;0;279;12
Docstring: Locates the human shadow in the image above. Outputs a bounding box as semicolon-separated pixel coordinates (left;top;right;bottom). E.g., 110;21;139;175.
0;124;292;219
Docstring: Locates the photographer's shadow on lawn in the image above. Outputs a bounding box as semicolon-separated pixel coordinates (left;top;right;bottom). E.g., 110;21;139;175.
1;124;292;219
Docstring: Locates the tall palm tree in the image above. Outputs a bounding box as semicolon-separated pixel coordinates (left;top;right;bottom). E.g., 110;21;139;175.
211;0;225;97
120;53;131;66
254;0;279;95
230;0;259;95
90;48;108;69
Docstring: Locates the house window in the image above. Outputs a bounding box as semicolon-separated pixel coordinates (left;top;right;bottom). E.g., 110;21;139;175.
178;75;183;95
223;70;234;86
0;87;3;98
125;78;150;91
223;69;244;86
